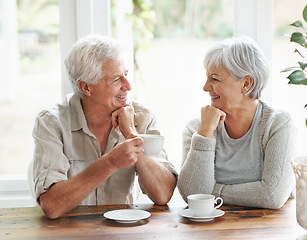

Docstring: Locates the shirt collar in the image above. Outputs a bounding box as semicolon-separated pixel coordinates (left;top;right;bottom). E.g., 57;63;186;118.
69;94;93;137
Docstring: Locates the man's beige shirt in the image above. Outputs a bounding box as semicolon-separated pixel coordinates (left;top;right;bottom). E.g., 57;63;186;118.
32;94;177;205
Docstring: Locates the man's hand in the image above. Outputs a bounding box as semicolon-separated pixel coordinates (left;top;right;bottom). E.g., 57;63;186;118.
106;136;144;170
111;105;138;139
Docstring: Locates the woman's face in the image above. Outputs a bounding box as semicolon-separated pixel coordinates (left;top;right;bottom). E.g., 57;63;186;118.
203;65;244;113
87;57;132;114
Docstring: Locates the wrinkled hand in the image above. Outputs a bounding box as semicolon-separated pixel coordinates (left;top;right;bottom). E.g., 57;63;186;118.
197;105;226;138
111;105;138;139
106;136;144;170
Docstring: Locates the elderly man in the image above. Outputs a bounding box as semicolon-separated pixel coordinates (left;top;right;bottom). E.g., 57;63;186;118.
31;35;177;219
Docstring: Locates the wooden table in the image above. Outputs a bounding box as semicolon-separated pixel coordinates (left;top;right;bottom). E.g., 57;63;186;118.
0;199;306;239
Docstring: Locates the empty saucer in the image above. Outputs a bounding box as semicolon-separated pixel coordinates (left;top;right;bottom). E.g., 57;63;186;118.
103;209;151;224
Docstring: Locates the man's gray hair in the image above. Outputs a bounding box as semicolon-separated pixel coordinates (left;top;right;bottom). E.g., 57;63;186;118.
64;35;123;98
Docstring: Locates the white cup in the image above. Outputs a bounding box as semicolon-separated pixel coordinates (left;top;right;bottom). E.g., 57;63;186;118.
187;194;223;217
140;134;164;156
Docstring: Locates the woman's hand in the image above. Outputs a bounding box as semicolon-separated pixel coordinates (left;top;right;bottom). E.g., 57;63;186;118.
197;105;226;138
111;105;138;139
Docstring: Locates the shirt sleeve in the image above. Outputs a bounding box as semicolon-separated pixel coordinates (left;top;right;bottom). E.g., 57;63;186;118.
177;120;217;203
32;111;69;203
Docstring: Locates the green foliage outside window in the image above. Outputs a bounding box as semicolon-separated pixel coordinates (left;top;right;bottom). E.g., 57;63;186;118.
281;4;307;126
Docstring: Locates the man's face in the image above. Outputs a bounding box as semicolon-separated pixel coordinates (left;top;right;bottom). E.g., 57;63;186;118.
86;57;132;114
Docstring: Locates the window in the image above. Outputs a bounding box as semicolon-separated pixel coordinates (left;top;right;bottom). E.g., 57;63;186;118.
0;0;61;176
131;0;234;170
272;0;307;155
1;0;305;207
0;0;60;207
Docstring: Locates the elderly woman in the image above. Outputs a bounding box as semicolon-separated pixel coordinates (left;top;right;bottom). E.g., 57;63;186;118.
178;37;297;209
31;35;177;219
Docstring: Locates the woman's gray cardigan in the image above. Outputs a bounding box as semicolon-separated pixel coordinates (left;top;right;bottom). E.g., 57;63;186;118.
178;100;297;209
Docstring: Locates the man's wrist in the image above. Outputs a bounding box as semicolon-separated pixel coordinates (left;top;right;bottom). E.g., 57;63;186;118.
124;127;139;139
125;130;139;139
99;154;118;174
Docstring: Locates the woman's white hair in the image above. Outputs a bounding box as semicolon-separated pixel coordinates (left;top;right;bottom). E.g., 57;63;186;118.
203;37;270;99
64;35;123;98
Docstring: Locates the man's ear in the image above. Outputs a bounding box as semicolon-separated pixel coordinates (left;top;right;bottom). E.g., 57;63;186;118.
78;80;92;96
241;76;253;94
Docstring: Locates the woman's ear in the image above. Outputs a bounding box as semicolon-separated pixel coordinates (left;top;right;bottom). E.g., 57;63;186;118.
78;80;92;96
241;76;253;94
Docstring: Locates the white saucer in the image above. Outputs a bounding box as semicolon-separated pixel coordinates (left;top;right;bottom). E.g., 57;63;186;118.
179;209;225;222
103;209;151;224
